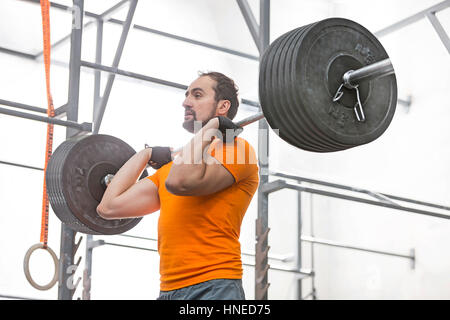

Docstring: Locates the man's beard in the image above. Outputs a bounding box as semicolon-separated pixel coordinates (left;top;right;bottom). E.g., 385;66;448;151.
182;107;217;133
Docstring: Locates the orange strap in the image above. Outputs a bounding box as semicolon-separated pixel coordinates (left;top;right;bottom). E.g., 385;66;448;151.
40;0;55;248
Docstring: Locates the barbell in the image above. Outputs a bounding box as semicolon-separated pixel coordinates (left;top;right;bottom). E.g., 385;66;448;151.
46;18;397;235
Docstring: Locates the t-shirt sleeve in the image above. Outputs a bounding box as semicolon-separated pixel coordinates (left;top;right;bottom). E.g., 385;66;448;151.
209;137;258;183
147;169;160;189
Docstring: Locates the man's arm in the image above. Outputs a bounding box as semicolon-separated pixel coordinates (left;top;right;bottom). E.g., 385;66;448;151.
97;148;160;220
165;118;235;196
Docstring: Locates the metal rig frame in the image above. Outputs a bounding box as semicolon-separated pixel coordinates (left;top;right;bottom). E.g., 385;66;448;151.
0;0;449;300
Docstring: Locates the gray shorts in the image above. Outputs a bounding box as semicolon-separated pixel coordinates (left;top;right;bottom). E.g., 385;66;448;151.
157;278;245;300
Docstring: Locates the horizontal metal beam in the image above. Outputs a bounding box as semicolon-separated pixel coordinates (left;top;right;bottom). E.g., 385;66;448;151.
243;262;313;278
54;103;68;117
0;46;36;59
375;0;450;37
270;171;450;212
20;0;258;61
0;106;92;132
397;95;412;107
81;60;260;108
81;60;187;90
100;0;130;20
0;293;41;300
101;239;311;277
0;98;47;114
116;234;294;262
281;181;450;220
108;18;259;61
0;160;44;171
20;0;101;19
103;241;158;253
301;235;415;261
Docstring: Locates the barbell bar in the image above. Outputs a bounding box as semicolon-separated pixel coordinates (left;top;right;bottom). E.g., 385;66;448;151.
172;55;396;154
46;17;398;235
343;58;395;89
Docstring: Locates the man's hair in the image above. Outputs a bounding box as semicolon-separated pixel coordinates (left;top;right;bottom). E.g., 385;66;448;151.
198;71;239;120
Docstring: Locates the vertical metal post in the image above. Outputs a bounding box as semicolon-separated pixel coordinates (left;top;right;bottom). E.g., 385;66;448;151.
59;0;84;300
82;235;93;300
82;16;104;301
255;0;270;301
93;19;103;116
297;191;302;299
310;193;317;300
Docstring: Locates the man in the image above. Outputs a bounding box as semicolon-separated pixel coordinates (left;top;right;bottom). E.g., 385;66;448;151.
97;72;259;300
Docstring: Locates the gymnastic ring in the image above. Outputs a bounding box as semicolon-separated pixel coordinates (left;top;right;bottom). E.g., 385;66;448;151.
23;243;59;290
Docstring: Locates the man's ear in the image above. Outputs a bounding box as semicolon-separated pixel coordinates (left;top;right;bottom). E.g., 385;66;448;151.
217;100;231;116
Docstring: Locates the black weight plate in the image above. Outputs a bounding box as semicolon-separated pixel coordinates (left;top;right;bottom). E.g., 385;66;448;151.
292;18;397;147
259;28;293;137
260;25;326;152
263;26;323;151
259;28;314;151
47;136;86;226
47;136;95;234
284;22;353;151
278;22;346;151
270;24;331;152
46;134;147;235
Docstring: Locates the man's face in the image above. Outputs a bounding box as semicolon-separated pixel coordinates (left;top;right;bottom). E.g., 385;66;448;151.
182;76;218;133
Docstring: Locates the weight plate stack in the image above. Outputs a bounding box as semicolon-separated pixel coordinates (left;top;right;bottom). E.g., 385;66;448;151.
259;18;397;152
292;18;397;150
46;134;147;235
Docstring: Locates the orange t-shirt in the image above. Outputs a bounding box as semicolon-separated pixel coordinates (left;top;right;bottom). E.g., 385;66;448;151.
147;137;259;291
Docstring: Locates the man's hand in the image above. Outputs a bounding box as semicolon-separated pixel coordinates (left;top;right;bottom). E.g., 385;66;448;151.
214;116;243;143
147;146;172;169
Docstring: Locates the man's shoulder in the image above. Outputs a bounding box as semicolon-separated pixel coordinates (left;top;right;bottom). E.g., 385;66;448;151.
208;137;259;170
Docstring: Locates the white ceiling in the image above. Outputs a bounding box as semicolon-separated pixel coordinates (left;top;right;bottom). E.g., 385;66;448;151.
0;0;447;58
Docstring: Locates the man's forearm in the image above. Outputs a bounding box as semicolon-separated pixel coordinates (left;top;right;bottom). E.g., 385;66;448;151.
101;148;152;202
169;119;218;183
